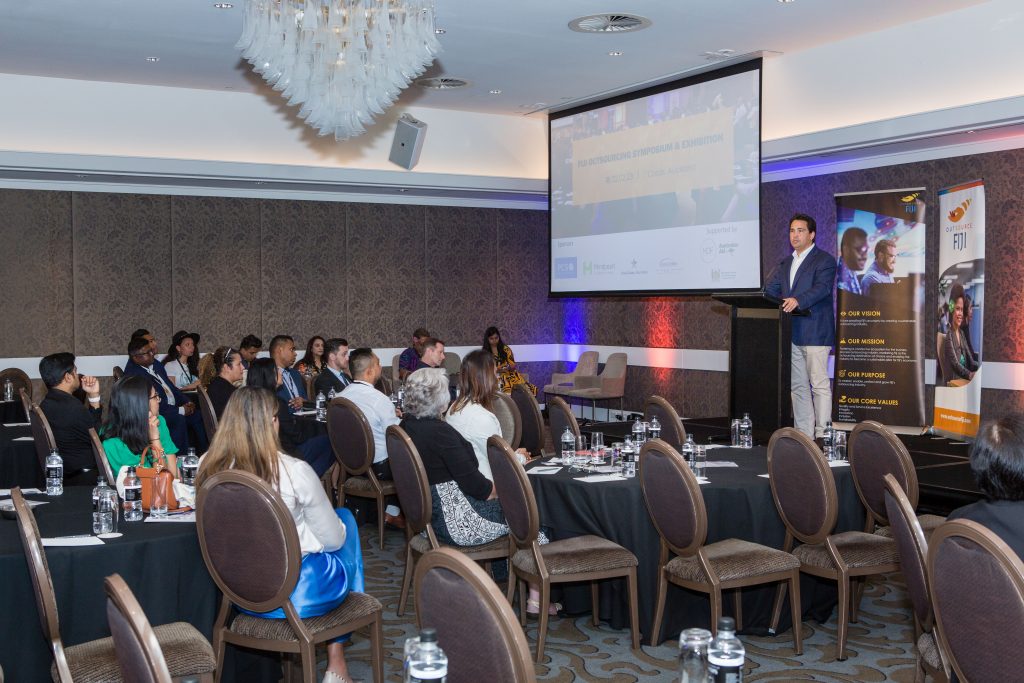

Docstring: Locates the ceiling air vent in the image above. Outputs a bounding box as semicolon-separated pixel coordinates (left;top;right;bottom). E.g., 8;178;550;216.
568;14;652;33
415;77;469;90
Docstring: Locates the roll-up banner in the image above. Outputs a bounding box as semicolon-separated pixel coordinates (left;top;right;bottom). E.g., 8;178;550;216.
933;180;985;439
833;189;927;428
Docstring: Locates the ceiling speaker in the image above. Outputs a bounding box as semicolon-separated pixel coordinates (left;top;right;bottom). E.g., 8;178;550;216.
389;114;427;170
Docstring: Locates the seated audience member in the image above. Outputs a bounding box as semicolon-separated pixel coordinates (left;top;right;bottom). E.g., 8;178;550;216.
446;350;529;481
340;348;403;526
196;387;363;683
271;334;307;412
163;330;201;391
247;358;334;477
416;337;455;401
296;335;327;377
124;335;207;452
207;346;243;418
314;338;352;397
238;334;263;369
948;416;1024;560
941;283;980;384
197;352;217;389
38;352;104;485
484;326;537;395
398;327;430;381
101;375;178;476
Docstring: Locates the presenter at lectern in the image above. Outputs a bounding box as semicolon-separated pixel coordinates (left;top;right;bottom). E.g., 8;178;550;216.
764;214;837;439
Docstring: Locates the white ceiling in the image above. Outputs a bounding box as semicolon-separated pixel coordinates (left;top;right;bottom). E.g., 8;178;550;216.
0;0;986;117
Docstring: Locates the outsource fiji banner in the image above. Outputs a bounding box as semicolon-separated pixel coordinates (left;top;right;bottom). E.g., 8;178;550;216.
833;189;927;428
933;180;985;439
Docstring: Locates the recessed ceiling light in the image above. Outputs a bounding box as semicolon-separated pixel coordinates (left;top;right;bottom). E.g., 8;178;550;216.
608;50;624;57
415;77;469;89
145;57;160;62
489;89;502;95
434;28;446;34
213;2;233;7
777;0;796;3
967;130;975;134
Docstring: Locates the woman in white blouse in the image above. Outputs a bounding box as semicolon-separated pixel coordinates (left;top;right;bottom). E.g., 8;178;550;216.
197;386;363;683
164;330;201;391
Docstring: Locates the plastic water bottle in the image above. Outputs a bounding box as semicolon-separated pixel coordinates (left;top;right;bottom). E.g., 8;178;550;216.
682;433;696;469
92;477;114;534
649;416;661;441
123;467;143;521
708;616;745;683
822;421;834;450
3;378;12;402
408;627;447;682
397;383;406;410
181;447;199;486
45;449;63;496
561;427;575;462
327;387;336;401
632;416;645;445
315;391;327;421
739;413;753;449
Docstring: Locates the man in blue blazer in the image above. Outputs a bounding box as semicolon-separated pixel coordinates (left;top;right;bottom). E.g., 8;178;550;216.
271;334;307;412
764;213;837;439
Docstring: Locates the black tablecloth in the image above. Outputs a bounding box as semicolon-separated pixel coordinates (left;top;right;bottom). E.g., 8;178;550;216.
0;398;27;423
0;487;277;682
527;445;865;644
0;422;42;489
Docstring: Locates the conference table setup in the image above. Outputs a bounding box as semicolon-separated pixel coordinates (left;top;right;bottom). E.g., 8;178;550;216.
0;420;41;489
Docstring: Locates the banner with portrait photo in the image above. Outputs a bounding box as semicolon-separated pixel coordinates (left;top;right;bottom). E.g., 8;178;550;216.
833;189;927;428
933;180;985;439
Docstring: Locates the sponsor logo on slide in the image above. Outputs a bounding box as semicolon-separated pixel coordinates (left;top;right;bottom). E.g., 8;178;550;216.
657;257;681;273
583;261;616;276
701;239;717;263
622;257;648;276
554;257;577;279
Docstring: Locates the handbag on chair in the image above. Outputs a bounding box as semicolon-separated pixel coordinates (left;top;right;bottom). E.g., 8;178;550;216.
116;447;181;512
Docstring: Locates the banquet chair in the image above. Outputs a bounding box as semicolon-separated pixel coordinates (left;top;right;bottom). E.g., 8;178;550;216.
639;440;802;649
442;351;462;378
196;471;384;683
89;428;115;485
304;375;316;402
113;365;124;381
28;403;57;470
414;548;537;683
546;396;580;455
882;475;949;683
326;397;397;549
565;352;628;420
643;395;688;450
11;488;216;683
848;421;945;537
391;353;402;385
486;435;640;662
767;427;900;661
105;573;200;683
511;385;545;457
1;367;32;401
490;391;522;450
386;425;508;617
196;386;219;440
927;519;1024;683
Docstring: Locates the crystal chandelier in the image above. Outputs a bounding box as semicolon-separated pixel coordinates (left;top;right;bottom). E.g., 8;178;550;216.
236;0;441;141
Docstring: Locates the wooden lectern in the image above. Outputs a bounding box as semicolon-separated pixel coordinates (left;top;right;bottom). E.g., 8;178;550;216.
711;292;803;432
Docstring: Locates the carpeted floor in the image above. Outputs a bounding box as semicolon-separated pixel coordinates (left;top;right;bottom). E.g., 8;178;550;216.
331;525;925;683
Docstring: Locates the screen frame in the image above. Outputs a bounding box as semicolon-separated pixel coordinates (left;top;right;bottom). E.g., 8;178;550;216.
547;57;763;298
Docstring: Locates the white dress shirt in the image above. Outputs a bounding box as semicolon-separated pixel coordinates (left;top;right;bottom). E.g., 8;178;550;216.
789;243;815;288
276;452;345;555
445;402;502;482
340;380;400;464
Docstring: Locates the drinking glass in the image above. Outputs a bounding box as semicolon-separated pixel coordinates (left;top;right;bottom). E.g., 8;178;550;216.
834;431;847;461
573;435;589;470
591;432;605;463
730;418;741;447
694;445;707;478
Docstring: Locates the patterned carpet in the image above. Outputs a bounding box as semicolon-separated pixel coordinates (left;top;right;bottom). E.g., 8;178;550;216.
332;526;925;683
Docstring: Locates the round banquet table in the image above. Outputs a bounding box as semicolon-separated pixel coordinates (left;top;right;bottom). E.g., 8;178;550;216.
0;398;28;424
0;422;43;489
0;487;277;681
526;444;866;645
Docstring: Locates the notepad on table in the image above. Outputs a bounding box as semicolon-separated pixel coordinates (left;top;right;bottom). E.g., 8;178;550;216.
42;535;104;547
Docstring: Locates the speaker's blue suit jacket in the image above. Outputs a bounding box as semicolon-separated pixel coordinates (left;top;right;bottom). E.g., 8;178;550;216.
764;245;837;347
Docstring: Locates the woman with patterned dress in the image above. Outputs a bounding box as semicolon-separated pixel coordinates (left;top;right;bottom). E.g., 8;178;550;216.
295;335;327;377
483;326;536;395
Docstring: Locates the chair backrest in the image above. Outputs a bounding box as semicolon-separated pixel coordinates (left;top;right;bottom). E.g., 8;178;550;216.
486;436;539;548
546;396;579;453
196;385;219;440
928;519;1024;683
643;395;687;450
849;420;919;526
325;397;374;475
385;425;434;539
104;573;174;683
90;428;115;485
639;440;707;557
19;386;33;420
391;353;402;382
443;352;462;377
767;427;838;545
599;352;628;379
1;367;32;401
882;474;933;633
11;488;70;681
510;385;545;457
113;365;124;381
490;392;522;450
573;350;599;378
195;470;301;614
936;332;950;385
304;375;317;402
414;548;536;683
29;403;57;470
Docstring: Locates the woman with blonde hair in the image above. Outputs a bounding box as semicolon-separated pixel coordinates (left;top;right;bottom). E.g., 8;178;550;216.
197;387;364;683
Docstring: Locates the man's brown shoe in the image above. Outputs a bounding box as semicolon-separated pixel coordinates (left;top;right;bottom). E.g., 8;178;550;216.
384;512;406;530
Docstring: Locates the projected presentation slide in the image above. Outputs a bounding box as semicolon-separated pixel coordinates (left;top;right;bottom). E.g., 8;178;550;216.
550;63;761;294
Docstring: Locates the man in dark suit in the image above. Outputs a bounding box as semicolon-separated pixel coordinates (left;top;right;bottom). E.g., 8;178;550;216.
765;213;837;439
38;352;103;485
271;335;306;412
314;338;352;397
124;335;206;451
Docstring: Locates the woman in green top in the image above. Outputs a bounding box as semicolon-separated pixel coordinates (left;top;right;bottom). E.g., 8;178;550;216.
101;376;179;475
